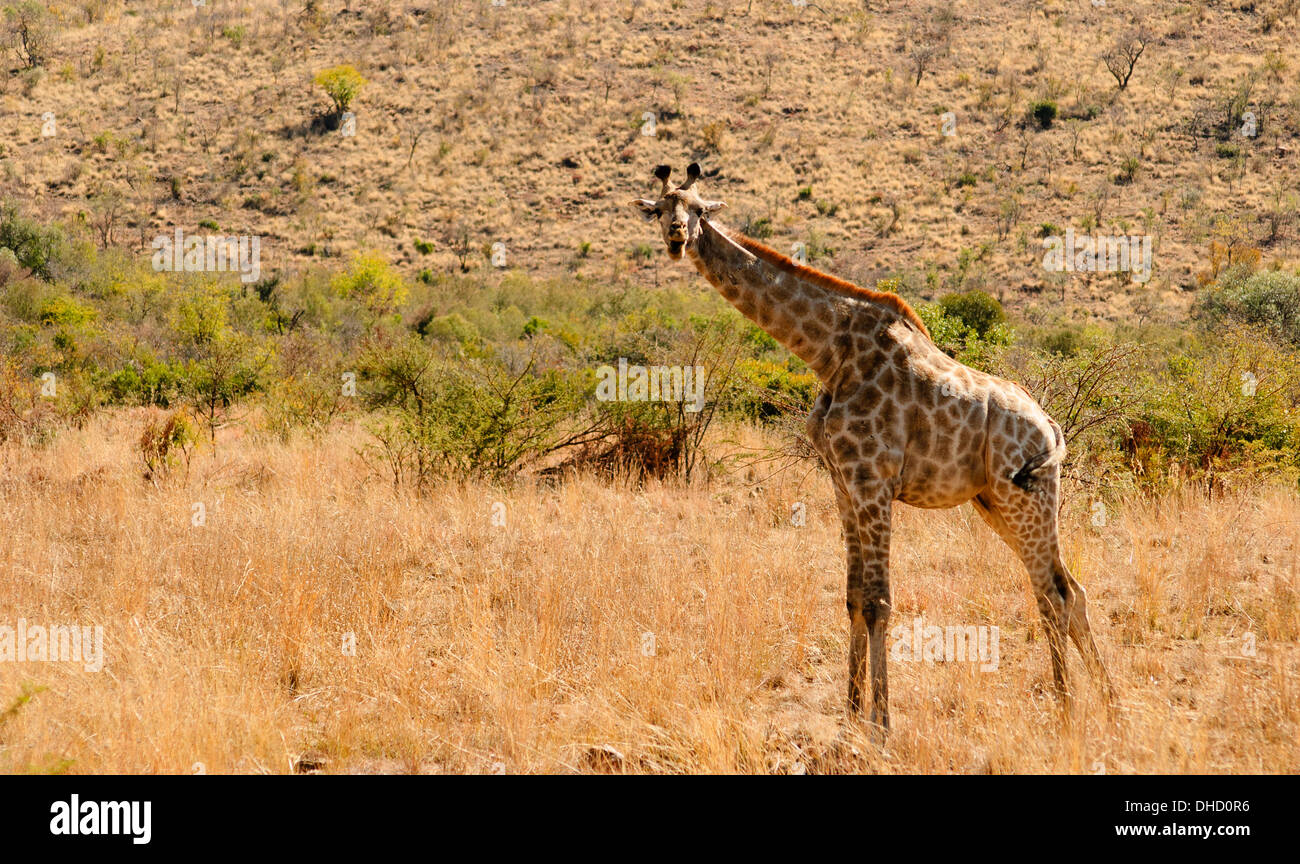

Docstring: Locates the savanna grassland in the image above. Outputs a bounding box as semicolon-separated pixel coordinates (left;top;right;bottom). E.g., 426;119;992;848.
2;1;1300;773
2;413;1298;774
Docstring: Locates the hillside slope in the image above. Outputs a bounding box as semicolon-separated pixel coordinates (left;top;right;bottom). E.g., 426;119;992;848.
4;0;1299;327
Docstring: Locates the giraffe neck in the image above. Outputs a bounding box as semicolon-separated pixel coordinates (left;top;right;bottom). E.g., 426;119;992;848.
687;219;904;382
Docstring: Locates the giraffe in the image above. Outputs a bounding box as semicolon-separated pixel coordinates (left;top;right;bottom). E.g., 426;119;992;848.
631;163;1114;730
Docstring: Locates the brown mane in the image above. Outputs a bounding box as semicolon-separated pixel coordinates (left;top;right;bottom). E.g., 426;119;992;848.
726;230;931;338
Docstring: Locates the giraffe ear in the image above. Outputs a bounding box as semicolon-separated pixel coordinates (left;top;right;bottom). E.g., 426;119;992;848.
699;200;727;214
630;199;659;220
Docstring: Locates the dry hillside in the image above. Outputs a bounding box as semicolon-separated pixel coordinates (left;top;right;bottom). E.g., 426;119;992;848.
4;0;1299;324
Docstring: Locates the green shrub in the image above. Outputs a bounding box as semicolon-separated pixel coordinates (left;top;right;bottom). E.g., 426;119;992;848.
0;201;68;281
38;295;96;327
421;311;481;349
728;358;817;422
358;334;583;484
1197;269;1300;347
331;251;408;318
938;290;1006;339
918;297;1012;368
1038;328;1085;357
743;216;774;239
103;356;186;406
1134;330;1300;485
169;284;267;440
1116;155;1141;185
313;64;367;114
1030;99;1058;129
261;334;350;439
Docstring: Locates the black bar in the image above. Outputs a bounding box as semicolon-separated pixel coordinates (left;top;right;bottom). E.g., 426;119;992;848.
0;776;1283;852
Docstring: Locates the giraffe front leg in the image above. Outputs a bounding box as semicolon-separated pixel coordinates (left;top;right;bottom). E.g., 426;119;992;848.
843;485;894;731
830;480;870;715
847;602;866;715
847;589;892;729
856;569;892;731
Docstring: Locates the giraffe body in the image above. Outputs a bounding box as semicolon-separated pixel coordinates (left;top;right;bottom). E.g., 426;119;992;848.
632;165;1113;729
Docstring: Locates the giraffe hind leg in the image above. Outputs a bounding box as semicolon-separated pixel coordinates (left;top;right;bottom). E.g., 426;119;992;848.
977;491;1073;709
1053;554;1116;707
1030;553;1072;708
971;493;1017;552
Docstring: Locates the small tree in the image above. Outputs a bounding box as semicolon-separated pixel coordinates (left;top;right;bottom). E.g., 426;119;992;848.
87;184;125;248
908;42;940;86
313;64;367;115
1101;28;1150;91
904;6;954;86
331;251;408;319
0;200;67;281
2;1;52;69
172;285;267;445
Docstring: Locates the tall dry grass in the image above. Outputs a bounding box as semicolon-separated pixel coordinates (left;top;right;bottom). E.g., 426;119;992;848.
0;409;1296;773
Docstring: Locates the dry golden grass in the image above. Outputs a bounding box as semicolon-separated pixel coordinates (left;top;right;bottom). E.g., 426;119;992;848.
1;409;1296;773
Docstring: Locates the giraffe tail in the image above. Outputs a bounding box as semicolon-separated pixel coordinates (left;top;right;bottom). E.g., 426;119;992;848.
1010;419;1065;493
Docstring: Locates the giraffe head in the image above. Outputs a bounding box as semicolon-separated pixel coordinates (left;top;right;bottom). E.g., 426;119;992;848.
629;163;727;260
